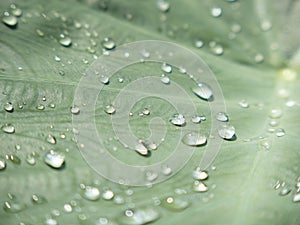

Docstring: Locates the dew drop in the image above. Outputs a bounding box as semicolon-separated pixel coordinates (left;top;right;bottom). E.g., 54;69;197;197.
3;200;26;213
70;105;80;115
162;165;172;175
161;75;170;84
104;104;116;114
121;208;160;225
81;186;100;201
135;142;148;156
279;187;291;196
193;181;208;192
192;168;208;180
0;158;6;171
276;128;285;137
102;190;114;200
157;0;170;12
25;153;36;165
36;29;44;37
54;56;61;62
2;13;18;27
99;75;110;84
191;115;201;124
182;132;207;146
2;124;15;134
195;40;204;48
45;218;58;225
209;41;224;55
239;99;249;108
170;114;186;126
216;112;228;122
192;83;213;100
31;194;47;204
218;124;235;140
4;102;14;112
10;4;22;17
59;35;72;47
210;7;222;17
161;63;172;73
44;150;65;169
101;37;115;50
269;109;282;119
46;134;56;144
142;108;150;115
293;193;300;203
254;53;264;63
63;203;73;213
260;21;272;31
146;171;158;182
162;197;189;211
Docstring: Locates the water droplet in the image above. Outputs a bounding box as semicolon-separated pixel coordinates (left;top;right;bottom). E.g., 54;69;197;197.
161;63;172;73
279;187;291;196
135;142;149;156
54;56;61;62
101;38;115;50
195;40;204;48
45;218;58;225
162;197;189;211
193;181;208;192
254;53;264;63
269;109;282;119
36;104;45;110
4;102;14;112
162;165;172;175
102;190;114;200
191;115;201;124
70;105;80;115
260;21;272;31
192;168;208;180
10;4;22;17
3;200;26;213
182;132;207;146
63;203;73;213
276;128;285;137
7;154;21;164
170;114;186;126
99;75;110;84
44;150;65;169
239;99;249;108
2;13;18;27
104;104;116;114
25;153;36;165
293;193;300;202
81;186;100;201
46;134;56;144
0;158;6;171
218;124;235;140
36;29;44;37
146;171;158;182
258;139;271;150
211;7;222;17
142;108;150;115
209;41;224;55
31;194;47;204
2;124;15;134
59;35;72;47
121;208;160;225
161;75;170;84
216;112;228;122
157;0;170;12
192;83;213;100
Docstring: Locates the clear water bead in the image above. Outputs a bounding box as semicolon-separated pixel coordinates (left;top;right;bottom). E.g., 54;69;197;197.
135;142;149;156
82;186;100;201
2;13;18;27
192;83;213;100
4;102;14;112
121;208;160;225
70;105;80;115
170;114;186;126
161;75;170;84
157;0;170;12
101;37;115;50
0;158;6;170
2;124;15;134
104;104;116;114
218;124;235;140
44;150;65;169
59;35;72;47
99;75;110;84
211;7;222;17
182;132;207;146
46;134;56;144
193;181;208;192
191;115;201;124
161;63;172;73
216;112;228;122
192;168;208;180
102;190;114;200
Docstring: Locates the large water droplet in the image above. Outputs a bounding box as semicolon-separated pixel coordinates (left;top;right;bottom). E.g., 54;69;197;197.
182;132;207;146
216;112;228;122
44;150;65;169
218;124;235;140
59;34;72;47
2;12;18;27
63;203;73;213
4;102;14;112
81;186;100;201
192;168;208;180
102;190;114;200
135;142;149;156
2;124;15;134
170;114;186;126
193;181;208;192
192;83;213;101
121;208;160;225
161;63;172;73
101;38;115;50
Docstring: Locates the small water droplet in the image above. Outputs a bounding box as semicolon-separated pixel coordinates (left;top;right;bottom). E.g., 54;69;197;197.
121;208;160;225
192;83;213;100
216;112;228;122
36;29;44;37
31;194;47;204
135;142;149;156
45;218;58;225
102;190;114;200
210;7;222;17
193;181;208;192
192;168;208;180
218;124;235;140
276;128;285;137
209;41;224;55
157;0;170;12
4;102;14;112
269;109;282;119
182;132;207;146
7;154;21;164
162;165;172;175
44;150;65;169
279;187;291;196
3;200;26;213
10;4;22;17
63;203;73;213
195;40;204;48
81;186;100;201
293;193;300;202
46;134;56;144
54;56;61;62
146;171;158;182
161;63;172;73
162;197;189;211
260;21;272;31
36;104;45;110
170;114;186;126
25;153;36;165
59;35;72;47
239;99;249;108
2;124;15;134
2;12;18;27
161;75;170;84
70;105;80;115
254;53;264;63
0;158;6;171
191;115;201;124
99;75;109;84
104;104;116;114
101;37;115;50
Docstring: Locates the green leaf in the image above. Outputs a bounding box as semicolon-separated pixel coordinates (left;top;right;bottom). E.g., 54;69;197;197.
0;0;300;225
